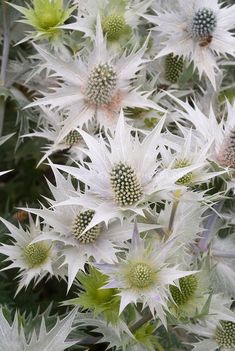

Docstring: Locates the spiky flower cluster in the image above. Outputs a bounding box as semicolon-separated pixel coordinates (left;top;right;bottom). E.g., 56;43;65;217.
24;242;50;267
64;130;81;146
218;129;235;168
175;159;193;185
110;162;143;206
165;54;184;83
102;14;126;40
86;63;117;105
191;8;217;39
72;210;101;243
129;262;156;289
1;0;235;350
170;275;198;306
215;321;235;348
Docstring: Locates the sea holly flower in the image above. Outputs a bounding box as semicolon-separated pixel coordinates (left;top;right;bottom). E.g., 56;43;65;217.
10;0;76;43
54;111;204;230
146;0;235;88
167;272;229;320
96;223;196;327
0;307;77;351
160;128;224;186
62;266;120;323
27;17;162;138
24;107;87;165
65;0;152;44
185;313;235;351
0;216;59;294
25;164;159;290
168;96;235;173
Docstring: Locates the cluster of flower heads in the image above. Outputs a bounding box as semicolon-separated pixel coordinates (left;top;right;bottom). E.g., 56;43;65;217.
1;0;235;350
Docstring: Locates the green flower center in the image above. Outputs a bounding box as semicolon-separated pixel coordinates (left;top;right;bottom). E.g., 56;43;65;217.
86;63;117;105
24;242;50;268
191;8;217;39
64;130;81;146
34;0;64;30
165;54;184;84
129;263;155;289
72;210;101;244
175;159;193;185
215;321;235;348
36;12;61;29
110;162;143;207
102;14;126;40
170;275;198;306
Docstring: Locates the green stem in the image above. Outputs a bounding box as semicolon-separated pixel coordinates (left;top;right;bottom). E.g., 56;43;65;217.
129;310;152;332
0;97;5;137
1;1;10;84
155;339;166;351
0;1;10;136
168;199;179;233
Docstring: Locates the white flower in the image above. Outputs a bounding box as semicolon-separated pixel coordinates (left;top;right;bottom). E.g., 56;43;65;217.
169;96;235;172
147;189;206;255
160;128;224;186
0;216;59;294
27;16;161;137
24;106;87;165
54;111;203;229
66;0;152;43
25;164;158;290
0;307;77;351
146;0;235;88
185;312;235;351
96;223;196;327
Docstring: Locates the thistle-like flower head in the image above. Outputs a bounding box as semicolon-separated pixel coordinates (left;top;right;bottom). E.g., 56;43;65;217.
146;0;235;88
0;216;58;294
10;0;75;42
27;17;161;137
54;111;202;229
96;223;196;326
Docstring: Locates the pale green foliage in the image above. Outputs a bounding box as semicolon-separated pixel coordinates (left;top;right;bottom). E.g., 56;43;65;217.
0;308;77;351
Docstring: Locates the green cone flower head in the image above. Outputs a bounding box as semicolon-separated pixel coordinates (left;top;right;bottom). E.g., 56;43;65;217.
165;54;184;84
96;224;196;327
170;275;198;307
215;321;235;349
100;0;132;42
11;0;75;35
102;14;126;40
62;267;119;322
175;159;193;185
72;210;102;244
169;271;211;319
24;241;50;268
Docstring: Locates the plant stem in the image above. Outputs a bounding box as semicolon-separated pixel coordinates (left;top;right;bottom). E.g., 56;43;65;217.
75;310;159;349
1;1;10;84
129;310;152;332
198;201;224;252
168;199;179;233
155;339;166;351
0;1;10;136
0;97;5;137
